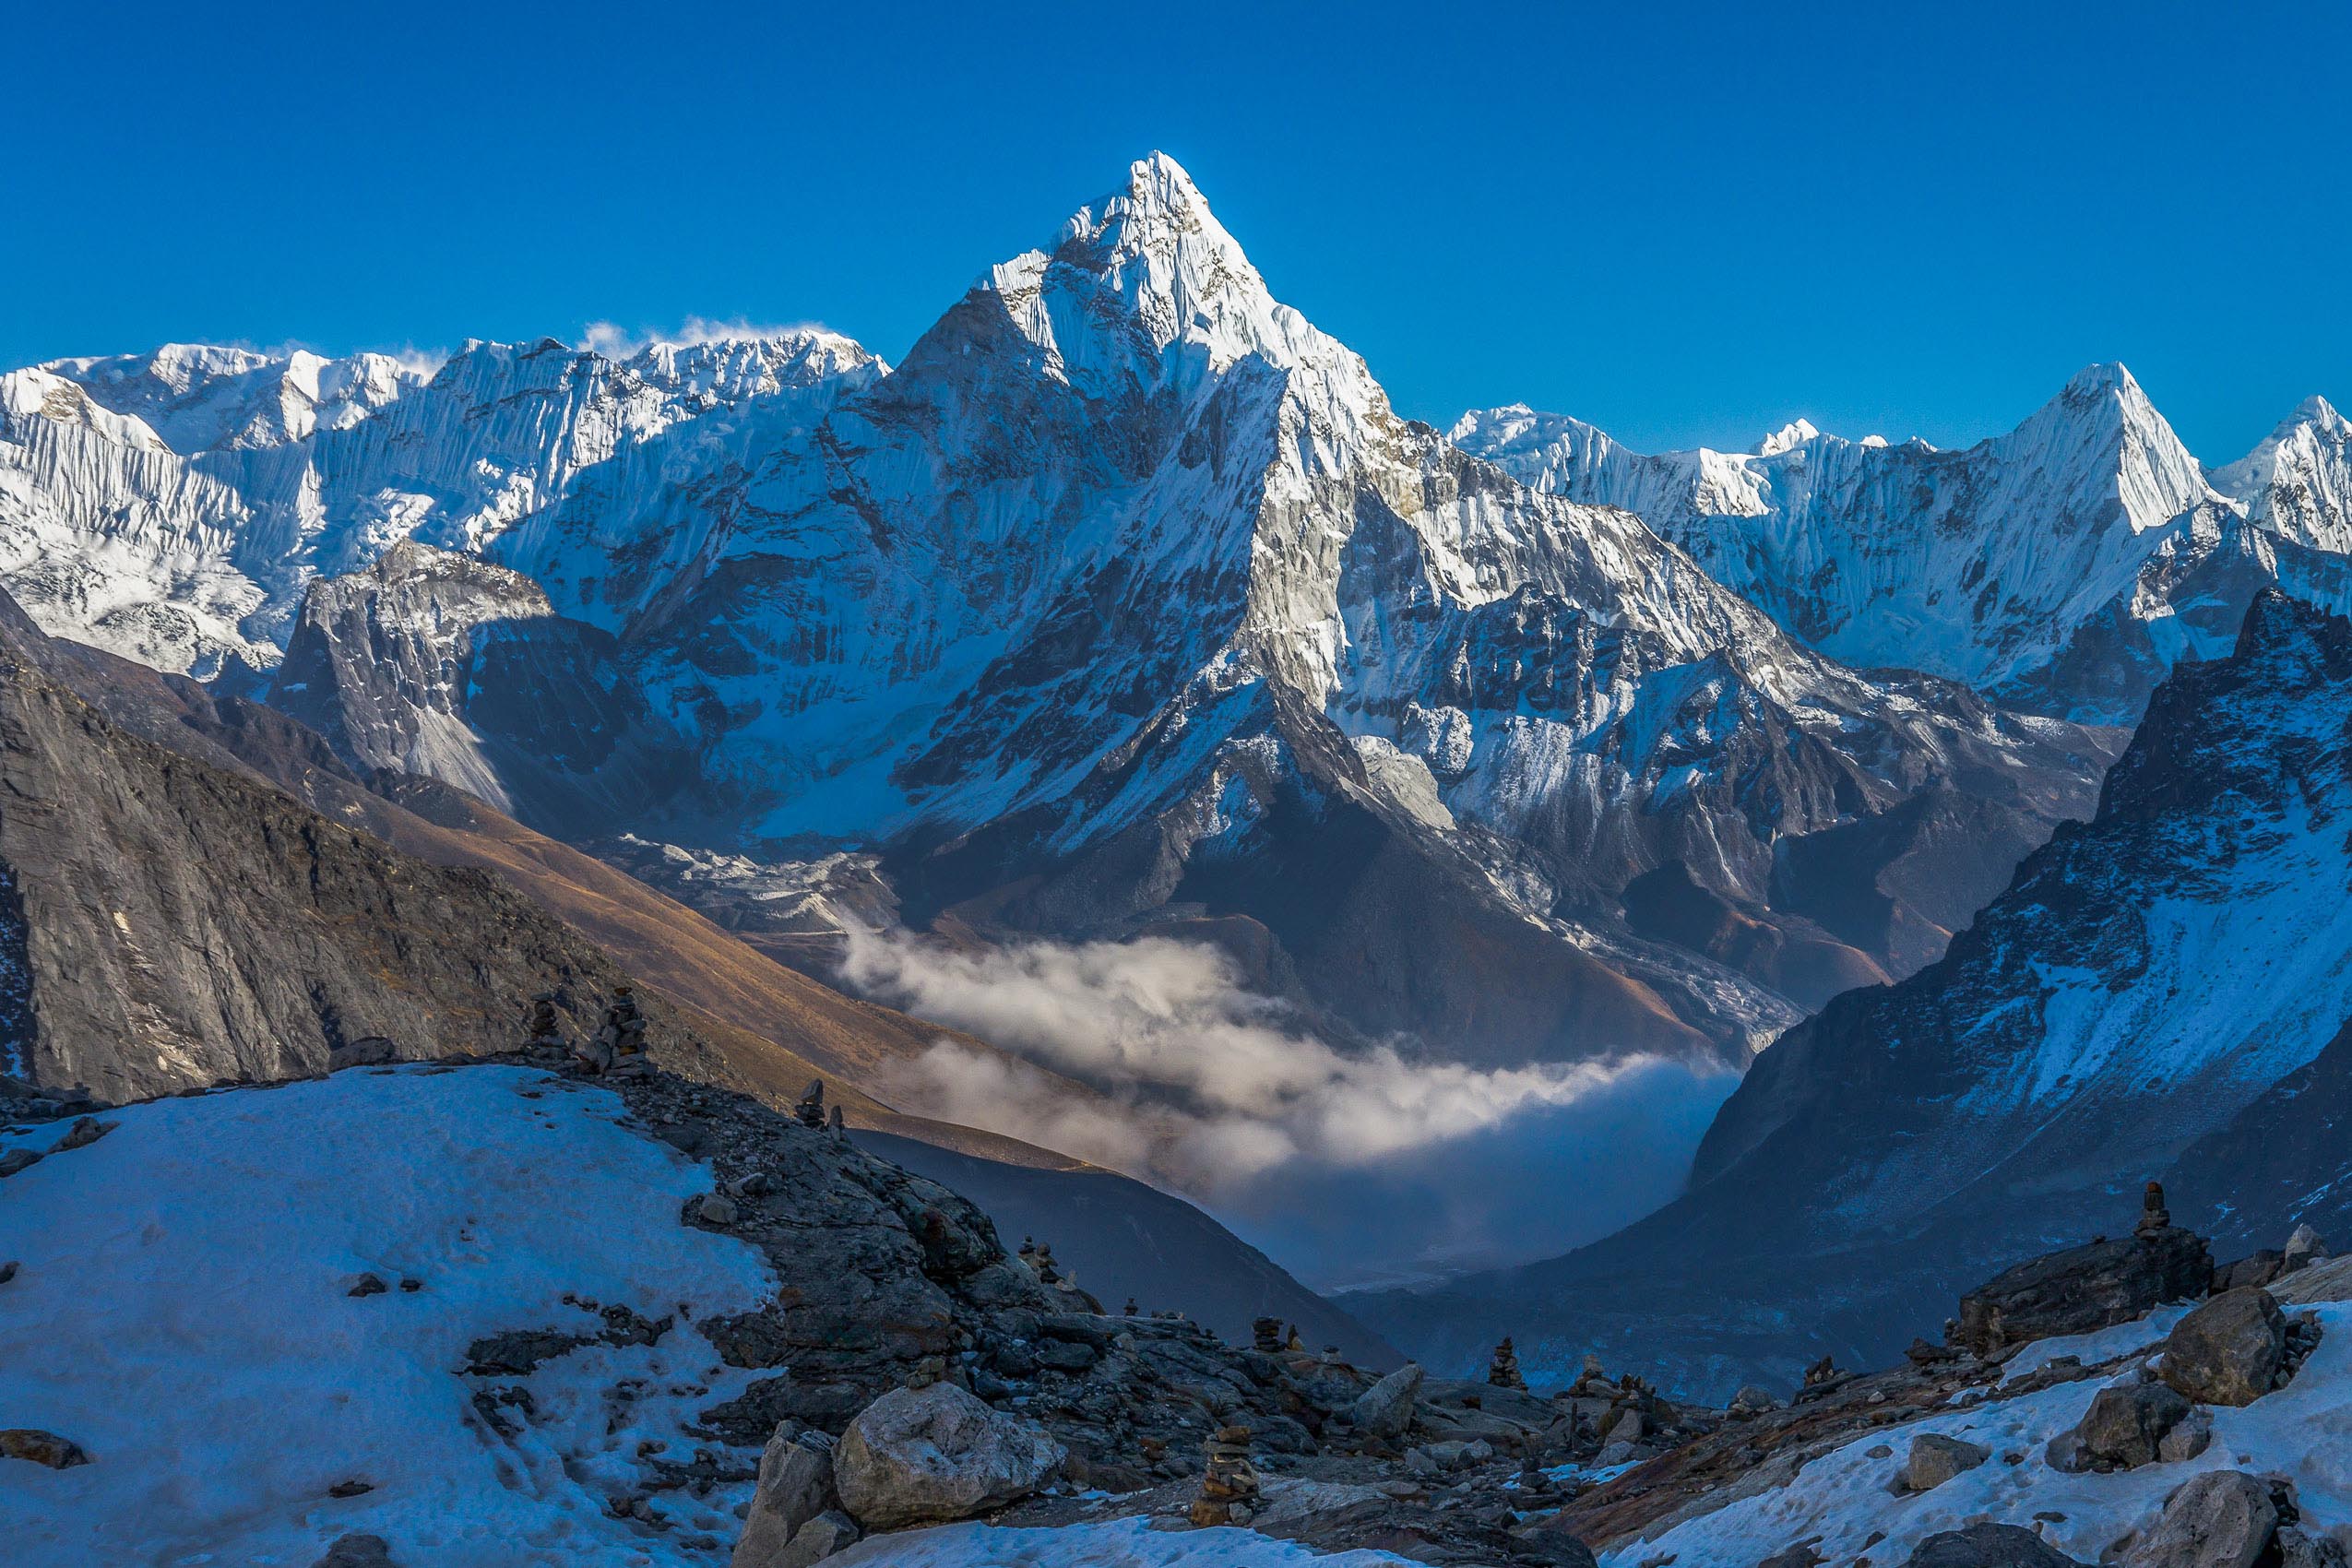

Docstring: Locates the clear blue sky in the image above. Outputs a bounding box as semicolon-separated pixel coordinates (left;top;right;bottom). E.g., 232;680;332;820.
7;1;2346;460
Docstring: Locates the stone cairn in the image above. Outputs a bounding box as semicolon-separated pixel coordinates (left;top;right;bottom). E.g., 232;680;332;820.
1286;1324;1304;1353
1252;1316;1285;1355
571;986;650;1077
1488;1336;1526;1390
2138;1180;2172;1235
521;992;566;1061
795;1080;826;1129
1123;1296;1139;1317
1802;1352;1842;1387
1189;1423;1261;1526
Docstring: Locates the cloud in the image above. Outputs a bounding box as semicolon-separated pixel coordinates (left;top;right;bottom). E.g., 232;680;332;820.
837;928;1739;1287
577;316;837;358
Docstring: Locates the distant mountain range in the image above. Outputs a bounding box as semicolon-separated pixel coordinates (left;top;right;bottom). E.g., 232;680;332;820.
7;153;2352;1390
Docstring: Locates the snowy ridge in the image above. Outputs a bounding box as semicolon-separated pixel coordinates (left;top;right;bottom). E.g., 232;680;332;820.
1454;366;2351;723
0;329;884;675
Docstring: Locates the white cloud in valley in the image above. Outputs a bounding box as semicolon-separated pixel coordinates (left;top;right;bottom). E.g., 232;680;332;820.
837;927;1738;1286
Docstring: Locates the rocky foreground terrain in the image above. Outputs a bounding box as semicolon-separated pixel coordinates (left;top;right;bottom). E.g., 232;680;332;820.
6;1047;2351;1567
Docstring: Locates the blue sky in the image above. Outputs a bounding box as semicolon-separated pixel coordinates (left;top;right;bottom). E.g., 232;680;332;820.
7;1;2346;459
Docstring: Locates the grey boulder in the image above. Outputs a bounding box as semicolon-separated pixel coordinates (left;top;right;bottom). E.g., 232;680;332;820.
1349;1361;1423;1442
2075;1382;2192;1469
2161;1289;2287;1407
2121;1469;2276;1568
834;1382;1063;1528
732;1427;838;1567
1904;1432;1991;1491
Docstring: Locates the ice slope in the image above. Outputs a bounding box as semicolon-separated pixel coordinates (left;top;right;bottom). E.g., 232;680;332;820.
0;1065;774;1566
1453;369;2352;723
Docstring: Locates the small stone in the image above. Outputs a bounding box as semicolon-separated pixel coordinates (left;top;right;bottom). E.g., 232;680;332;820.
0;1261;17;1286
696;1194;741;1228
0;1428;90;1468
348;1273;388;1298
327;1478;374;1498
57;1116;114;1150
398;1277;422;1292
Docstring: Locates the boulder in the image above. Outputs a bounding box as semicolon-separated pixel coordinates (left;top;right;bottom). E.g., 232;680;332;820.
2074;1382;2192;1469
732;1427;837;1567
2215;1251;2284;1293
2157;1406;2215;1464
833;1383;1063;1528
2276;1526;2352;1567
0;1428;89;1467
2283;1224;2329;1274
1904;1432;1991;1491
1349;1361;1422;1442
2273;1254;2352;1305
1954;1229;2212;1355
1729;1384;1783;1415
2121;1469;2277;1568
1904;1524;2087;1566
773;1511;860;1567
2161;1289;2287;1406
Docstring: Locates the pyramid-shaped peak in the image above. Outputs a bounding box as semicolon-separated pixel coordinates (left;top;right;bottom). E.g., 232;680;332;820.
2061;361;2141;399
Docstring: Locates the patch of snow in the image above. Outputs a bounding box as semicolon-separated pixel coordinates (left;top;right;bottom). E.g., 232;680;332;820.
0;1064;774;1566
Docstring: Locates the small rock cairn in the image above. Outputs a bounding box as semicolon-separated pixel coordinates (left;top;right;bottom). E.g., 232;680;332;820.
1189;1423;1261;1526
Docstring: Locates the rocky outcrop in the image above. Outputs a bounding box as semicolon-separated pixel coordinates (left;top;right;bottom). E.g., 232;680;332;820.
1954;1229;2214;1356
0;598;665;1101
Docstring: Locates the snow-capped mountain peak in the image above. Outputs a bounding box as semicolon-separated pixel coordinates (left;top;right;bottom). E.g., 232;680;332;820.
1757;417;1820;456
2213;390;2352;553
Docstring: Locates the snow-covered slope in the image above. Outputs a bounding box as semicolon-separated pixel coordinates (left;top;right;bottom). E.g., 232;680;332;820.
0;1066;775;1566
0;330;884;675
1453;371;2352;723
2214;395;2352;554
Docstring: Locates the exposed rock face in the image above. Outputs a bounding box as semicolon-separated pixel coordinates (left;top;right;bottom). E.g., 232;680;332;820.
0;591;661;1100
1954;1230;2215;1356
833;1383;1063;1529
268;541;696;836
2121;1470;2277;1568
2160;1289;2287;1407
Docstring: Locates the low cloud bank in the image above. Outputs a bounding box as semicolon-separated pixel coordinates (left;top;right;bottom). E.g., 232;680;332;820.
838;928;1738;1288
